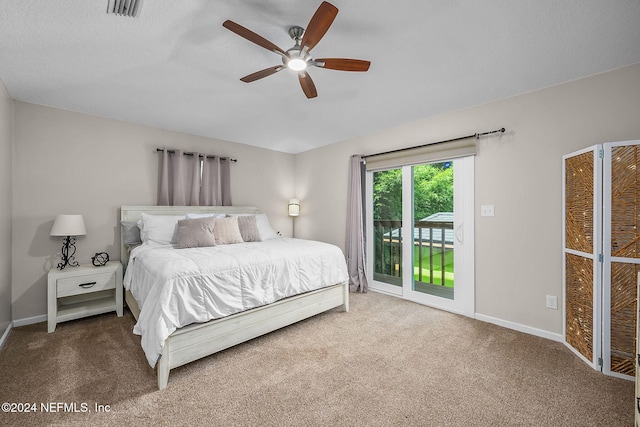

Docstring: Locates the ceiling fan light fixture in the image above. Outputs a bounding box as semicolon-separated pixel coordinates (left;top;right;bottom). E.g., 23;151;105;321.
223;2;370;98
287;58;308;71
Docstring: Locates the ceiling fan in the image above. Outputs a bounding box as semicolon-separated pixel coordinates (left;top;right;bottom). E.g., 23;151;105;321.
222;1;371;99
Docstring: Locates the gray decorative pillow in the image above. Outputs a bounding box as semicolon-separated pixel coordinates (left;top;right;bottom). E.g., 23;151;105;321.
235;215;261;242
214;216;244;245
174;217;217;249
121;221;142;247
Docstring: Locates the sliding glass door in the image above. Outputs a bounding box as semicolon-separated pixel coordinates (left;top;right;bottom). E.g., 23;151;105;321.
367;157;474;316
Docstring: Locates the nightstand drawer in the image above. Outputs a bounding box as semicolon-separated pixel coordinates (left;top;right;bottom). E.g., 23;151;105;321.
57;272;116;298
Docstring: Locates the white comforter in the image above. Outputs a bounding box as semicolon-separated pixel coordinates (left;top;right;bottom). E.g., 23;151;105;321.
124;237;349;367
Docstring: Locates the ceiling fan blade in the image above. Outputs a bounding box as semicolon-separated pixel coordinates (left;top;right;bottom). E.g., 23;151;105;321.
300;1;338;52
240;66;285;83
223;20;285;55
298;71;318;99
315;58;371;72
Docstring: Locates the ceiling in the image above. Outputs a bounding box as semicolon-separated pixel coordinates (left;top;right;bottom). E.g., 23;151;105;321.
1;1;639;154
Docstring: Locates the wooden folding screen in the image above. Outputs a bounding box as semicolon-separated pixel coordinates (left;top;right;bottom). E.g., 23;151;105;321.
564;140;640;380
563;147;601;371
604;142;640;378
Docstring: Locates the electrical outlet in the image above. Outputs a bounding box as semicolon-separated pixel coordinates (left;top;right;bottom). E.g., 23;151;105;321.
480;205;494;217
546;295;558;310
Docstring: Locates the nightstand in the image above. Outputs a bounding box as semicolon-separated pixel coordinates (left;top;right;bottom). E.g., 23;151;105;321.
47;261;123;333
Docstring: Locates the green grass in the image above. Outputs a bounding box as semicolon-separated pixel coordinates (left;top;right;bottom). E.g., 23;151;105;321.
413;247;454;288
373;243;454;288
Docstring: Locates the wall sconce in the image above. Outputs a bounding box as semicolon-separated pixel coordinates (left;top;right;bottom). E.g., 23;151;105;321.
288;199;300;217
50;214;86;270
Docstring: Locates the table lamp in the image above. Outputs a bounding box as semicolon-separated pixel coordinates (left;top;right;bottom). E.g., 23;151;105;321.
50;214;86;270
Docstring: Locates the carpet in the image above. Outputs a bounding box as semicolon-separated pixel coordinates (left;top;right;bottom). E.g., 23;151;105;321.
0;291;633;426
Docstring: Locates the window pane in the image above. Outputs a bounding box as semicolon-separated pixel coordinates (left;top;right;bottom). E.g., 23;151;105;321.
373;168;402;286
412;162;454;299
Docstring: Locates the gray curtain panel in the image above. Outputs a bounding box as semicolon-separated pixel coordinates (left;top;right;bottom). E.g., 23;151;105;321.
158;149;232;206
158;149;171;205
346;154;368;292
220;158;232;206
201;156;221;206
187;153;201;205
158;149;199;206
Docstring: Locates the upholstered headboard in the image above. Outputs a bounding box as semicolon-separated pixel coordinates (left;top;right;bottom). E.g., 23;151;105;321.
120;205;260;270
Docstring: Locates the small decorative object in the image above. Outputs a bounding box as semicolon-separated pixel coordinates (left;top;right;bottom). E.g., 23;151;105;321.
92;252;110;267
50;214;87;270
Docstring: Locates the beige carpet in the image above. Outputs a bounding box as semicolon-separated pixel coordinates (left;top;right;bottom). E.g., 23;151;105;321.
0;291;633;426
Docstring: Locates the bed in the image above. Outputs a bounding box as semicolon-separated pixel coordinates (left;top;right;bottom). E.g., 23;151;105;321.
120;205;349;390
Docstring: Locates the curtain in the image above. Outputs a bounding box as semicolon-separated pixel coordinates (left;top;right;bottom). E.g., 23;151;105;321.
157;149;200;206
220;158;232;206
201;156;221;206
346;154;368;292
158;149;232;206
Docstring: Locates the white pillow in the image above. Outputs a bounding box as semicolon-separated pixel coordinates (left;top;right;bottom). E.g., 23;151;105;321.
138;213;185;245
255;213;278;240
186;213;227;219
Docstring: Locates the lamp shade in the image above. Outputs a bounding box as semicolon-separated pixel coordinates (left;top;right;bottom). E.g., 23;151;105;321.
50;214;87;236
288;199;300;217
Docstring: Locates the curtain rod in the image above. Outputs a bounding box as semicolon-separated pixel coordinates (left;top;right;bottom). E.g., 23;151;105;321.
363;127;505;160
156;148;237;163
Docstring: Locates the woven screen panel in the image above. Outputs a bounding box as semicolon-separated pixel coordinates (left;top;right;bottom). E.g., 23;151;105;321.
610;262;638;376
565;253;594;362
611;145;640;258
565;152;594;254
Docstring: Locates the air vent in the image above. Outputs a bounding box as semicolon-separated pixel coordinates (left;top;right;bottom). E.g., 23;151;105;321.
107;0;143;18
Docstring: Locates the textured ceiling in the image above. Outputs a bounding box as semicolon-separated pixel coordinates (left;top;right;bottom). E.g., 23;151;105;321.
1;0;639;153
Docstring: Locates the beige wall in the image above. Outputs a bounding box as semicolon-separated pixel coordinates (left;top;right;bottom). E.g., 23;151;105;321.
294;62;640;336
0;80;12;335
11;102;295;320
6;63;640;337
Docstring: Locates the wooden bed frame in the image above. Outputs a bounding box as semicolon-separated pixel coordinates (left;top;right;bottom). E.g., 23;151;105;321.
120;205;349;390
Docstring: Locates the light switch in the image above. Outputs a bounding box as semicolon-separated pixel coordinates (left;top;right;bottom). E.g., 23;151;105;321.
481;205;494;217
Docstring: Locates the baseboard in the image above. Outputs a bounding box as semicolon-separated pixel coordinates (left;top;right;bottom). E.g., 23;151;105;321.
370;288;564;343
475;313;564;343
12;314;47;328
0;321;12;351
